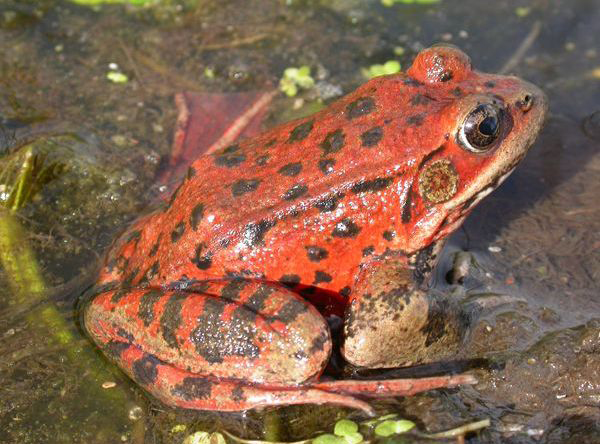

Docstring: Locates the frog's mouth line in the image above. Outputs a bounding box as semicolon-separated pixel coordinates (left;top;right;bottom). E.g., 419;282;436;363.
464;165;517;212
434;165;516;241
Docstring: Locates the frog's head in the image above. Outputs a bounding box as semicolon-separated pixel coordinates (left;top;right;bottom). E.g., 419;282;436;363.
399;45;547;252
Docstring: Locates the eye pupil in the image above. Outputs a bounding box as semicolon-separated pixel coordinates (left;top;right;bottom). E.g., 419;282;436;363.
479;115;498;136
459;103;503;152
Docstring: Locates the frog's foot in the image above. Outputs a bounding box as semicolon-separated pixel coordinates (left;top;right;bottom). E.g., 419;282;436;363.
313;373;476;397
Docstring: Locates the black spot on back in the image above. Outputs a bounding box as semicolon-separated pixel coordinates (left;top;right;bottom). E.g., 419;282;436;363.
362;246;374;256
143;261;159;282
318;158;336;175
126;230;142;245
351;177;393;194
190;203;205;230
314;192;344;213
403;78;423;87
243;219;276;247
171;221;185;243
191;243;213;270
282;184;308;201
410;94;434;106
256;154;270;166
149;237;161;257
332;218;361;238
383;230;396;241
407;114;426;126
346;97;376;119
186;166;196;179
360;127;383;147
288;120;314;143
279;274;301;288
320;129;345;155
214;144;246;167
167;182;184;208
232;178;261;196
278;162;302;177
313;270;333;284
305;246;328;262
484;81;496;88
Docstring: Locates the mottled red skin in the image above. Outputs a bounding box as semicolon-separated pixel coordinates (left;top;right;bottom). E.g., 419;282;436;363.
84;45;547;412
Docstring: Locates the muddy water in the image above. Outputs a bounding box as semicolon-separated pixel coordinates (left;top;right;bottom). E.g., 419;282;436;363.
0;0;598;443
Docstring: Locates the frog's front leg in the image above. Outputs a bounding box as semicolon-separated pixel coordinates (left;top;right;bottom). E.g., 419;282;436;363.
342;257;468;368
83;280;372;412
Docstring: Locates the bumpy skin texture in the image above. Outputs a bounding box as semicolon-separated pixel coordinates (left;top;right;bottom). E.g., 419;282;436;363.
84;45;547;412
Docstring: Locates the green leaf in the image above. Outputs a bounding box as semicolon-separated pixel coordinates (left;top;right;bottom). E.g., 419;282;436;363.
182;431;210;444
279;65;315;97
515;6;531;17
313;434;345;444
343;432;363;444
334;420;358;436
374;420;415;437
362;60;401;79
106;71;129;83
362;413;399;427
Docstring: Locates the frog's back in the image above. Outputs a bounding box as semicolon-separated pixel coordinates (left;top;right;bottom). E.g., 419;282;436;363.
99;45;547;297
101;74;450;292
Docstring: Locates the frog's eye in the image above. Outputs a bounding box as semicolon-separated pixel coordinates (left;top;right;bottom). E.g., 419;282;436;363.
458;104;503;152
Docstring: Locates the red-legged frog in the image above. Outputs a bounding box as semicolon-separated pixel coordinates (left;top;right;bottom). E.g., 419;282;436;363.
83;45;547;413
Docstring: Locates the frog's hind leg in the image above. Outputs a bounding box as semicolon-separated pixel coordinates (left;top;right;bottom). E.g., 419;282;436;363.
85;280;366;411
109;343;374;413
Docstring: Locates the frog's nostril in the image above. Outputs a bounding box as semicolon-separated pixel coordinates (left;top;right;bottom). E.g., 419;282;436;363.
516;94;534;112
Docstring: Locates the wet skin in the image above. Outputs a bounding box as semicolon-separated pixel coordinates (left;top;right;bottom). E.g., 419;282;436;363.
83;45;547;412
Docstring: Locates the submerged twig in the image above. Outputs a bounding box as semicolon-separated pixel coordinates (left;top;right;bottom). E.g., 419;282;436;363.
421;418;491;439
499;21;541;74
197;33;269;50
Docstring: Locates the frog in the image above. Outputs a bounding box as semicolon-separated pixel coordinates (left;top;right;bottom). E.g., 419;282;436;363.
83;45;547;413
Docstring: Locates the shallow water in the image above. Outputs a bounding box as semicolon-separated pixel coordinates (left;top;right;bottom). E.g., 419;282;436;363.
0;0;598;443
